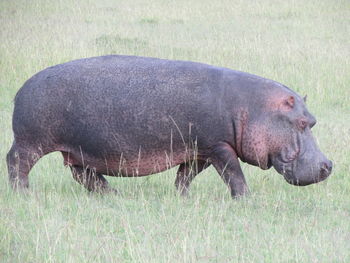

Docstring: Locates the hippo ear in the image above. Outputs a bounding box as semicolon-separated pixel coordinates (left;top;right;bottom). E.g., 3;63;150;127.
303;95;307;102
280;96;294;111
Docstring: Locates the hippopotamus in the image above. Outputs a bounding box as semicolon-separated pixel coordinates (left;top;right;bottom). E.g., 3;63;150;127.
6;55;332;197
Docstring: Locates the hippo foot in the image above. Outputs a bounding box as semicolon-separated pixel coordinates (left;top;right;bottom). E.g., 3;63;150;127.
231;185;250;199
176;186;190;197
9;177;29;190
69;165;116;194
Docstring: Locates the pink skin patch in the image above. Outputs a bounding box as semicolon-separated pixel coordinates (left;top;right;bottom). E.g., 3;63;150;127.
242;123;269;169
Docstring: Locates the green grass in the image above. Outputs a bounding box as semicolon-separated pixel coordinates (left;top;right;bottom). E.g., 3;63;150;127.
1;0;349;262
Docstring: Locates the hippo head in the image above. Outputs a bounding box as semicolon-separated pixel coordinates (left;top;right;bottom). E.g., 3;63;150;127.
241;87;332;186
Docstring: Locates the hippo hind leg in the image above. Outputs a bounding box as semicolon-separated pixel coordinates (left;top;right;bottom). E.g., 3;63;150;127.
69;165;117;194
6;141;44;189
175;160;210;196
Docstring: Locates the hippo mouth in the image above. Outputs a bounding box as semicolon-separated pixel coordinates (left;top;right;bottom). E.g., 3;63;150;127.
283;170;329;186
271;151;331;186
270;153;299;183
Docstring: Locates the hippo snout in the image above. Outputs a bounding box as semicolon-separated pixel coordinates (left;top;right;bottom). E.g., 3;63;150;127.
285;158;333;186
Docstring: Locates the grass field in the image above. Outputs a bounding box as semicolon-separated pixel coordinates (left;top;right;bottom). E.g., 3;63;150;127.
1;0;349;262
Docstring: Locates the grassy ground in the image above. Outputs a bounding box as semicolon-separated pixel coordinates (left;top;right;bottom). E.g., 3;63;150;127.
1;0;349;262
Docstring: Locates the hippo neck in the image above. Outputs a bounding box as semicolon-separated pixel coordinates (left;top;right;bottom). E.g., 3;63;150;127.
221;69;273;163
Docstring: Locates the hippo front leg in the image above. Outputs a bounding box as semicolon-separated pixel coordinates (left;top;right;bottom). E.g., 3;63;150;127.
210;142;249;198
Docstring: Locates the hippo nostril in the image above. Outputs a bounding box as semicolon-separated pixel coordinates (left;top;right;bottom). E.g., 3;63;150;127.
320;160;333;174
328;160;333;173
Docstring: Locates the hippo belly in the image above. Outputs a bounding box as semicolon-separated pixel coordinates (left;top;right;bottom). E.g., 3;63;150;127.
61;148;190;177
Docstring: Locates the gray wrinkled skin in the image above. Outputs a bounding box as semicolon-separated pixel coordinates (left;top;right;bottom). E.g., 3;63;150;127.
6;55;332;197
